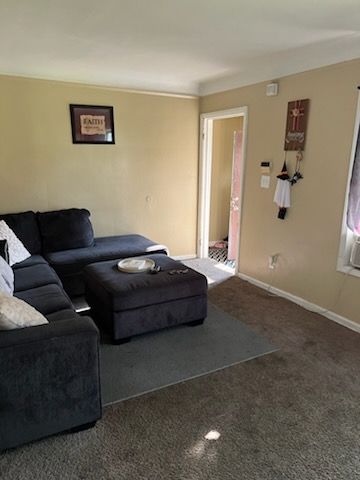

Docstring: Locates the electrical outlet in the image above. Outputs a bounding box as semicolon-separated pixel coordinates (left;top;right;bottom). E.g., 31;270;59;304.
268;254;279;269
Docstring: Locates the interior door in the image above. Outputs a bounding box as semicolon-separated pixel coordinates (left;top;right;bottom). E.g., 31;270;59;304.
228;130;243;261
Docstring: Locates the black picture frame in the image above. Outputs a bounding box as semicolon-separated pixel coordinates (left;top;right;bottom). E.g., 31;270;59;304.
70;104;115;144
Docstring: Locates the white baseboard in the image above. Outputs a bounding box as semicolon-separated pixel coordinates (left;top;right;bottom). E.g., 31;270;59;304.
238;272;360;334
172;254;197;260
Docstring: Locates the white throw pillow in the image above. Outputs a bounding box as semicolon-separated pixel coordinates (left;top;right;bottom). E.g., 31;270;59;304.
0;221;31;266
0;256;14;295
0;275;12;296
0;292;48;330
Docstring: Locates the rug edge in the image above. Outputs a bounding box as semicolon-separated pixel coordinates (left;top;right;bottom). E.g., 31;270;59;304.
103;346;279;408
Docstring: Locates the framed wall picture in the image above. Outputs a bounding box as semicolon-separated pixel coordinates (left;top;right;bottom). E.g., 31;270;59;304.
284;99;310;151
69;104;115;144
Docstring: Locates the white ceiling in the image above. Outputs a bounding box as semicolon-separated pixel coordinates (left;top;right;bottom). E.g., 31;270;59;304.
1;0;360;96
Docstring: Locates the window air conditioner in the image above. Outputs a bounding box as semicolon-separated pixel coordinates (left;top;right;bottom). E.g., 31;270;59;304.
350;238;360;268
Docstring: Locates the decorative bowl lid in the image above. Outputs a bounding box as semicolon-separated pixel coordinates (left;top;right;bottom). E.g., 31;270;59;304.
117;257;155;273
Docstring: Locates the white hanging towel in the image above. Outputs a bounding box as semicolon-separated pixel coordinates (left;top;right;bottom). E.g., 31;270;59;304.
273;178;291;208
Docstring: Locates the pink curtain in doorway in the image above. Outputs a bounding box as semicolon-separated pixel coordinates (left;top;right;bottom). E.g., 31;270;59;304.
228;130;243;261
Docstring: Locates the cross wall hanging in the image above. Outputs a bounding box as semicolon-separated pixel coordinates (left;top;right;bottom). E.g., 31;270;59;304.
274;98;310;220
284;99;309;151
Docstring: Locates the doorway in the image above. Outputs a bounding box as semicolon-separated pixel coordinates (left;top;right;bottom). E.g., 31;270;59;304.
198;107;248;274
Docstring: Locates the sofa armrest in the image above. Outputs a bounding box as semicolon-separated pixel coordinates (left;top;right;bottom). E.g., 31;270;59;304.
0;316;102;450
0;315;98;348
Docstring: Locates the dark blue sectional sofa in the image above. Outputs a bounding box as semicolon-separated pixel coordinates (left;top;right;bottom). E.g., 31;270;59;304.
0;208;166;450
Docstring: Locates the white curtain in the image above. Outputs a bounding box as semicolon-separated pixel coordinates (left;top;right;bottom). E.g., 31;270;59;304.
347;125;360;235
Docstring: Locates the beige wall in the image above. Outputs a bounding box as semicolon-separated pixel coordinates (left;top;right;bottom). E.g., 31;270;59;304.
210;117;243;242
201;58;360;325
0;75;199;256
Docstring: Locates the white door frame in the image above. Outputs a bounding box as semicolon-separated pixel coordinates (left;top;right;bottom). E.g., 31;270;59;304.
197;106;248;273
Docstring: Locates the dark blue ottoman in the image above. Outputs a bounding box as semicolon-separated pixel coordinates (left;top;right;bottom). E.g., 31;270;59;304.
84;254;207;343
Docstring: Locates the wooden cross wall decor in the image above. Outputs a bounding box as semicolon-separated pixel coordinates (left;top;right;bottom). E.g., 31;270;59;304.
284;99;310;151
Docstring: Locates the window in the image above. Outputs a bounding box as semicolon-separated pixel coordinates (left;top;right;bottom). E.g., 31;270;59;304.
347;125;360;235
337;90;360;276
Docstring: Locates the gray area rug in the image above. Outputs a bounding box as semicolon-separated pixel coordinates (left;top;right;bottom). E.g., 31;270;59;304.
101;303;276;405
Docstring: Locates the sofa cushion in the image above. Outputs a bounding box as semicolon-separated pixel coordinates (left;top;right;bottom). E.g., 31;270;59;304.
12;254;48;270
45;235;168;276
0;291;48;330
14;264;61;293
45;309;82;323
15;284;73;316
37;208;94;253
0;211;42;254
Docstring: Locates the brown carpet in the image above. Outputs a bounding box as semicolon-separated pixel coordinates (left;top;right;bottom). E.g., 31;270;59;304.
1;277;360;479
